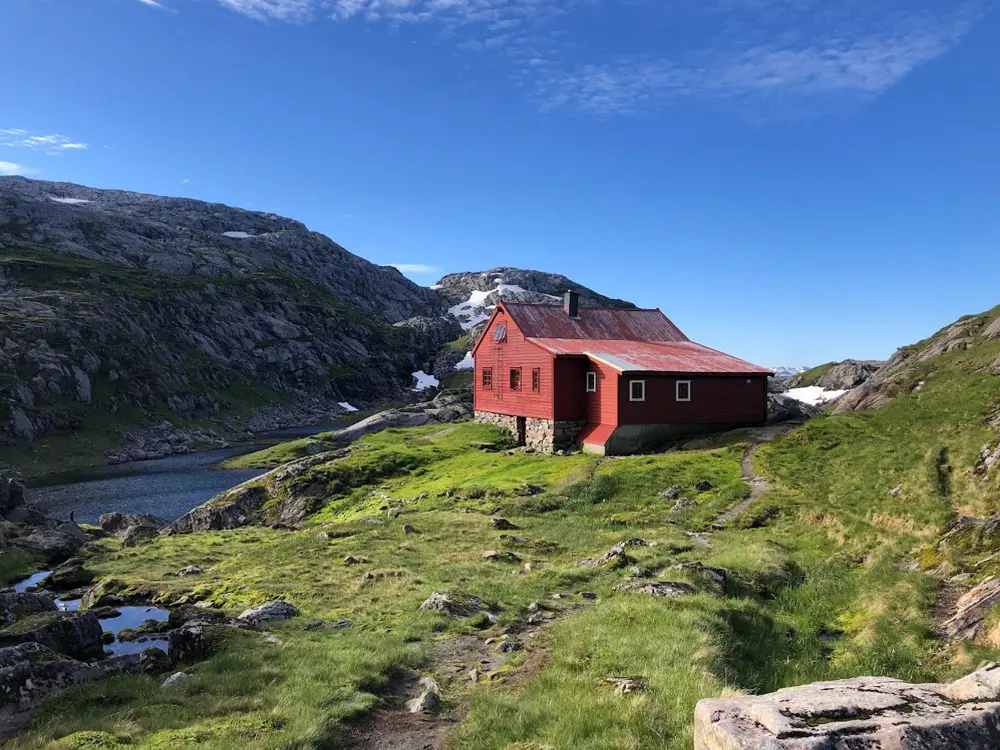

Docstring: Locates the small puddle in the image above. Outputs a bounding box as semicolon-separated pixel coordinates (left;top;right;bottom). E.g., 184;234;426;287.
10;573;171;657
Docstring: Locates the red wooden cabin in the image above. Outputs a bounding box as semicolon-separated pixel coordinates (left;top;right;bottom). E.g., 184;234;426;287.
471;292;773;455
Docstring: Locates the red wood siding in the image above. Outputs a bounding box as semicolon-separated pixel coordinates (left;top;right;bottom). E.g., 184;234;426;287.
473;308;555;419
553;358;587;421
616;375;768;424
585;361;619;426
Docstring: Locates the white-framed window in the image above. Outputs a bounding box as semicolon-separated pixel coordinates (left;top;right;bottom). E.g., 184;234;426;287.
676;380;691;402
629;379;645;402
586;371;597;392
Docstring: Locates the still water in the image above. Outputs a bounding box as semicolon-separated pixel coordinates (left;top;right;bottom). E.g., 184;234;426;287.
27;448;267;525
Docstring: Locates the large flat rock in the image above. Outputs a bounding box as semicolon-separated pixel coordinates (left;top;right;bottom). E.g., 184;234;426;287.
695;664;1000;749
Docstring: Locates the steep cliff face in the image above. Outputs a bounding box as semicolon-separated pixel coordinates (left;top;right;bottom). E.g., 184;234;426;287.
0;178;458;461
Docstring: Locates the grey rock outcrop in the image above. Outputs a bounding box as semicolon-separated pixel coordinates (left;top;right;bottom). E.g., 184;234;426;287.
326;390;472;444
167;447;350;533
694;663;1000;749
0;642;142;734
767;394;821;423
942;577;1000;642
237;600;298;625
0;610;103;659
787;360;884;391
419;591;482;617
434;267;633;332
835;313;1000;414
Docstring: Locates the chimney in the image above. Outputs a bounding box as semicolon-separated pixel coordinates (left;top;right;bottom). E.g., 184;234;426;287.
563;289;580;319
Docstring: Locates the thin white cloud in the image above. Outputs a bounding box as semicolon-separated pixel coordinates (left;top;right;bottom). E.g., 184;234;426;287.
0;129;89;155
0;162;38;176
211;0;988;118
217;0;315;22
390;263;440;274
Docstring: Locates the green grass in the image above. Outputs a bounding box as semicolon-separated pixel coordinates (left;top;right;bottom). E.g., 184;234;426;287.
11;304;1000;749
790;362;836;387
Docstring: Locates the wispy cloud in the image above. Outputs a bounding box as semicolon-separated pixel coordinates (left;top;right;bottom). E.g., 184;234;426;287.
211;0;989;118
390;263;439;274
0;162;39;176
0;129;89;155
534;2;987;117
137;0;177;11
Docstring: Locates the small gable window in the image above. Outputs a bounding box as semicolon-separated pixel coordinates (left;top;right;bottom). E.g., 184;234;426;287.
532;368;541;392
586;372;597;392
676;380;691;402
494;323;507;343
510;368;522;391
482;368;492;389
629;380;645;402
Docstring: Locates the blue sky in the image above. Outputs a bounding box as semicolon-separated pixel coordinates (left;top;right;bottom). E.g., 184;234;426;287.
1;0;998;367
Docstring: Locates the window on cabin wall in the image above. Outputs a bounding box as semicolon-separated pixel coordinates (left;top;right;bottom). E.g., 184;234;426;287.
482;368;492;389
629;380;645;402
676;380;691;401
510;368;521;391
586;372;597;392
531;368;540;392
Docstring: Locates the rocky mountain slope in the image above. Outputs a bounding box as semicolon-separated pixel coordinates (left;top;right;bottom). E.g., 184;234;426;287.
0;177;459;471
786;359;884;391
835;308;1000;413
434;267;633;332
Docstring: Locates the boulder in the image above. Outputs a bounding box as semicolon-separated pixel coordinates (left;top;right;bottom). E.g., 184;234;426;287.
419;591;482;618
43;558;95;590
120;524;159;549
406;676;440;714
0;610;103;659
0;642;141;731
98;512;168;535
0;590;57;624
4;504;51;527
942;577;1000;641
767;394;821;423
0;476;26;517
161;671;189;688
177;566;202;577
694;664;1000;749
10;528;83;564
168;621;232;663
237;600;298;626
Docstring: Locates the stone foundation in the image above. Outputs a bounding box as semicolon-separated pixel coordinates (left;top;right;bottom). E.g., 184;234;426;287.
474;411;584;453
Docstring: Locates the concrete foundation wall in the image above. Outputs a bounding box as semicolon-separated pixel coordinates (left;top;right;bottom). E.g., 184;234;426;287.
475;411;584;453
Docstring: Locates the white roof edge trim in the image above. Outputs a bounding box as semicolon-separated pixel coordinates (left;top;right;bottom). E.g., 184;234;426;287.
585;352;644;372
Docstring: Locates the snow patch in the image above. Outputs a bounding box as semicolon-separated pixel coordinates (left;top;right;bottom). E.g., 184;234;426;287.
454;352;473;370
412;370;439;391
222;231;253;239
785;386;848;406
49;196;91;205
447;283;528;331
430;284;443;290
338;401;358;413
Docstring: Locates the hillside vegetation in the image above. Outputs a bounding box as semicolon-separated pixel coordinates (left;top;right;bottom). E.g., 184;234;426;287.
7;305;1000;749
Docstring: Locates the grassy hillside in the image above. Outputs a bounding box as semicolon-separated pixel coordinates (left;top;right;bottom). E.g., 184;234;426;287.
9;305;1000;749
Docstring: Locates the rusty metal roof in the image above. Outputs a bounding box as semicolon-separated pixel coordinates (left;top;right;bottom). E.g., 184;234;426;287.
503;303;688;342
528;338;774;375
